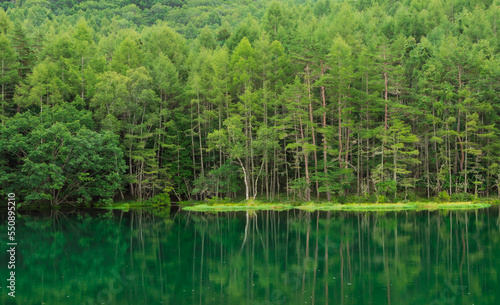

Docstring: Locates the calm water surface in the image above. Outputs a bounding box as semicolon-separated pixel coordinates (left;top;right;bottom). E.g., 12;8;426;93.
1;206;499;304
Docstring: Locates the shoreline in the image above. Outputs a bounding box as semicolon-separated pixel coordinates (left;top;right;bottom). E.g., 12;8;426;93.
182;201;493;212
4;200;494;212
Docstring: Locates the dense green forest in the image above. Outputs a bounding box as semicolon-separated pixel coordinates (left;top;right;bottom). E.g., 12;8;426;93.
1;0;500;205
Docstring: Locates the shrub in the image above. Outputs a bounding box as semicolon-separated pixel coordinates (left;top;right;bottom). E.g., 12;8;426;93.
405;192;419;202
367;194;378;203
438;191;451;202
289;178;310;201
377;195;387;203
450;192;473;202
338;196;348;204
178;200;197;206
145;193;171;206
206;197;231;205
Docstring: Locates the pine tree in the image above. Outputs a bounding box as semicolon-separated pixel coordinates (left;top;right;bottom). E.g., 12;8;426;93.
0;33;18;122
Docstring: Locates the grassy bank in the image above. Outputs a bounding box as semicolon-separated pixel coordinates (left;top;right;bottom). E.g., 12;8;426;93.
295;202;418;212
182;201;492;212
182;203;294;212
415;202;492;210
9;197;494;212
296;202;491;212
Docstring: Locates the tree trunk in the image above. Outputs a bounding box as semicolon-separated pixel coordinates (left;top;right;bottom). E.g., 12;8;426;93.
299;114;311;201
81;55;84;99
238;158;250;200
306;63;319;199
321;63;330;201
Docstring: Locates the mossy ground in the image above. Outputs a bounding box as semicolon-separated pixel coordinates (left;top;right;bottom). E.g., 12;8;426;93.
182;201;491;212
415;202;491;210
295;202;417;212
99;201;169;211
182;203;294;212
10;198;494;212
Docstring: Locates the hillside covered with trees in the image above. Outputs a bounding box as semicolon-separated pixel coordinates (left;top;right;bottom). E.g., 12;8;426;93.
1;0;500;205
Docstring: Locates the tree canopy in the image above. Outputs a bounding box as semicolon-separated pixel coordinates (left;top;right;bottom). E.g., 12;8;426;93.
2;0;500;204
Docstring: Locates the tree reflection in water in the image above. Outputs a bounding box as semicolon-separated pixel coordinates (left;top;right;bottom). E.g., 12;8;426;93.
1;206;499;305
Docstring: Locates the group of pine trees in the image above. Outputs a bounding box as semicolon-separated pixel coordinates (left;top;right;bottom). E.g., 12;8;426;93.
1;0;500;205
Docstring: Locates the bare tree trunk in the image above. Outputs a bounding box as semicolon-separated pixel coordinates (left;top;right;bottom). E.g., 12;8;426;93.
238;158;250;200
464;112;468;193
1;59;4;123
338;93;343;169
299;113;311;201
382;50;389;184
433;108;439;195
306;64;319;199
190;107;196;200
81;55;84;99
197;102;204;176
321;63;330;200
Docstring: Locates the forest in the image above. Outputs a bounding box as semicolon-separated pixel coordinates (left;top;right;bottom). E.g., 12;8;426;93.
1;0;500;205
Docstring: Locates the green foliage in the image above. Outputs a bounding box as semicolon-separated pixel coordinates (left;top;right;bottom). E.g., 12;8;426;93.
0;105;125;205
437;191;451;202
0;8;11;34
3;0;500;205
144;192;171;206
0;32;19;122
289;178;310;201
197;26;217;50
376;180;397;198
193;160;241;198
206;197;231;205
377;195;388;204
450;192;474;202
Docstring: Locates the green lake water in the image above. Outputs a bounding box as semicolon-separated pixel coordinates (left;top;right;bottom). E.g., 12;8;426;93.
1;206;499;305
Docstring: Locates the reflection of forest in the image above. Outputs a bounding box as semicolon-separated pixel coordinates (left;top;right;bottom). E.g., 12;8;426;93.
1;207;499;305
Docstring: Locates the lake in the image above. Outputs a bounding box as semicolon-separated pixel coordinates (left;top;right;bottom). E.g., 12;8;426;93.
1;206;499;304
